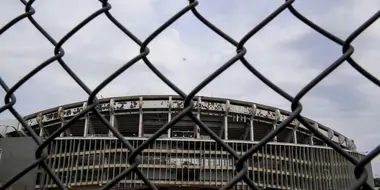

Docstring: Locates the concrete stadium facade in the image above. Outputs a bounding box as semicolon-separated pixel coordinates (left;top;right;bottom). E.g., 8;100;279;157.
1;95;374;190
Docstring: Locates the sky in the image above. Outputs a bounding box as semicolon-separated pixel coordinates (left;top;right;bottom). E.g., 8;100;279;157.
0;0;379;177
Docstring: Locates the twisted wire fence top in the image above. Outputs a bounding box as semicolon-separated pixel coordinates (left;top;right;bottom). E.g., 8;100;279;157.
0;0;379;190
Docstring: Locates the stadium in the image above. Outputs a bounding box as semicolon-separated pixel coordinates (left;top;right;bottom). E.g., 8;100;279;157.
0;95;374;190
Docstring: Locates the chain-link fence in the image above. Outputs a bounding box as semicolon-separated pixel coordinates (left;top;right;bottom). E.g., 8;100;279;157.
0;0;380;189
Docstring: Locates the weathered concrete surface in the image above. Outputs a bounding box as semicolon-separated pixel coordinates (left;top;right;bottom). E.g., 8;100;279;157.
0;137;38;190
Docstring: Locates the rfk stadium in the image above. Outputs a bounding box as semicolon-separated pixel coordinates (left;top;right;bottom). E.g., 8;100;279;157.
0;95;374;190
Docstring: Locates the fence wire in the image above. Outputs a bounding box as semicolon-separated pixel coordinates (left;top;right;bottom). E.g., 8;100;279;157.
0;0;379;190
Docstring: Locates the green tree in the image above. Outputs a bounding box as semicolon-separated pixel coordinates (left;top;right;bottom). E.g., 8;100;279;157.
374;178;380;187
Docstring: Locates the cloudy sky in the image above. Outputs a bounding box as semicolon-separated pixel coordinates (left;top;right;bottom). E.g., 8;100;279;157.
0;0;379;177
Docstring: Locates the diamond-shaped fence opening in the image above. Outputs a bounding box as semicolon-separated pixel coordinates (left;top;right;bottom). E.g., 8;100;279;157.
0;0;379;190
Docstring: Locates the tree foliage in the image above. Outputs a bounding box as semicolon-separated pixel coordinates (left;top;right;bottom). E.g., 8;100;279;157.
374;178;380;187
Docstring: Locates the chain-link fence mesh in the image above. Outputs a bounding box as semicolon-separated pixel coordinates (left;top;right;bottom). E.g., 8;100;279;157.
0;0;379;189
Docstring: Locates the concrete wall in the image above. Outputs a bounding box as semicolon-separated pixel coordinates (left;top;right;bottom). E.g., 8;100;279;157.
0;137;38;190
366;162;375;187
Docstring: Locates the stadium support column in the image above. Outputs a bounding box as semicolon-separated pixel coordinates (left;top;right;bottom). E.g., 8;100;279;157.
168;96;172;138
57;107;63;137
273;109;281;142
285;120;300;143
83;102;94;137
138;96;143;137
293;121;300;144
108;99;118;137
250;104;257;141
36;113;44;137
83;102;89;136
195;97;201;139
311;122;318;145
57;107;71;137
224;100;230;140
